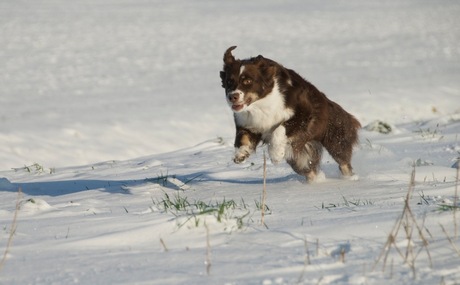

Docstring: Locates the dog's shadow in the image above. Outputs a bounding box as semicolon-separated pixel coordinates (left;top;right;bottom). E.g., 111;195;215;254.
3;171;300;197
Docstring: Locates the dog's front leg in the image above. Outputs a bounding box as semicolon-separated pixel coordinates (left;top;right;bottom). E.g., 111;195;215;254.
267;125;288;164
234;128;261;164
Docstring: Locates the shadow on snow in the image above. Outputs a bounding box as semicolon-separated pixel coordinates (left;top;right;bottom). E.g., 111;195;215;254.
3;172;300;197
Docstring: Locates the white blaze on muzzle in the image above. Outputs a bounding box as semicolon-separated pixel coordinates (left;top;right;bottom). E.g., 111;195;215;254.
227;90;246;112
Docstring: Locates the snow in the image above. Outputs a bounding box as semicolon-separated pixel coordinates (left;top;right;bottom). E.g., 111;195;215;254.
1;0;460;284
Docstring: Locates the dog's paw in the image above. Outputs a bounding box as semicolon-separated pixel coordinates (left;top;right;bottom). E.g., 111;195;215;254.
269;154;284;165
234;146;251;164
312;171;326;183
268;145;285;164
344;174;359;181
233;153;247;164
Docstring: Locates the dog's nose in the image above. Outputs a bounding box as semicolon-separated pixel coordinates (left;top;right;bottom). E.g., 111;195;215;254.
228;91;241;103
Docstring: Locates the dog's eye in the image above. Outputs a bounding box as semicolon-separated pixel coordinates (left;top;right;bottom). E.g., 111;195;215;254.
242;78;252;86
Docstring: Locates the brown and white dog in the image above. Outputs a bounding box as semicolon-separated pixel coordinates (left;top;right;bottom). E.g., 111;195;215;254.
220;46;361;181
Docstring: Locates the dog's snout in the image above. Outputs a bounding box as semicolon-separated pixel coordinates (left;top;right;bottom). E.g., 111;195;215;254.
228;91;242;103
228;93;238;103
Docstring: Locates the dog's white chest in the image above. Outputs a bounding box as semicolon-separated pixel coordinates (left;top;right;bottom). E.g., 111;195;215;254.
235;83;293;133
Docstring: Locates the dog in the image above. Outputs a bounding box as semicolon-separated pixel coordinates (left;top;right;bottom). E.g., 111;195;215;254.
219;46;361;182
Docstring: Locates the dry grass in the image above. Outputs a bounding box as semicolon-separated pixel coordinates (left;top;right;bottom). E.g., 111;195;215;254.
454;161;459;239
0;187;22;272
373;166;432;279
297;236;311;283
205;223;211;276
261;151;267;228
439;224;460;257
159;238;168;252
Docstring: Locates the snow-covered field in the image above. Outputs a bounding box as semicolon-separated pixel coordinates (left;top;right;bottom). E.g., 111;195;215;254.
1;0;460;284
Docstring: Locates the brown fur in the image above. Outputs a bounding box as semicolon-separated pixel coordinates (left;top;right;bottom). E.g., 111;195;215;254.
220;46;361;181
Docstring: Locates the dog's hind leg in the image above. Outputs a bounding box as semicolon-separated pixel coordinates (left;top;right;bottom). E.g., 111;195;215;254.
323;141;354;177
286;140;323;182
322;109;360;178
323;136;357;177
339;163;354;177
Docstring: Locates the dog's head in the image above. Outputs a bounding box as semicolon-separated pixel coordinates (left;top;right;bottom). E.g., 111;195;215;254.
220;46;276;113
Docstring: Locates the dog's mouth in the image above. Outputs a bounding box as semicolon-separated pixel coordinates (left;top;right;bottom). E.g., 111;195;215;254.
232;104;244;111
231;99;251;112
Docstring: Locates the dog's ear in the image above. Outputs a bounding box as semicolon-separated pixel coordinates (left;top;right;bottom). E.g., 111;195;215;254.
223;46;237;65
263;66;276;85
259;61;276;89
251;55;264;64
219;71;226;88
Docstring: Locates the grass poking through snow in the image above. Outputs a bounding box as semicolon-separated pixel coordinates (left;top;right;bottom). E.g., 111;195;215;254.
151;191;265;230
